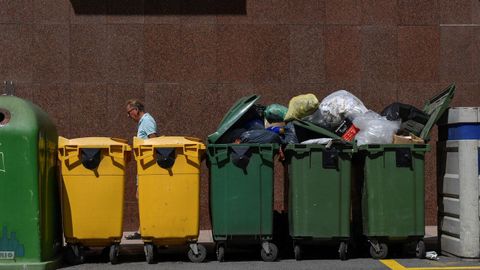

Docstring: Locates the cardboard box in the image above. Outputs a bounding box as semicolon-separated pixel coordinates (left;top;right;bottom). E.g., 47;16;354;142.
393;133;424;144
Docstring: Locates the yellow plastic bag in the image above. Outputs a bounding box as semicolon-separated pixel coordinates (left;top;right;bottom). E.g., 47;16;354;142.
284;93;319;121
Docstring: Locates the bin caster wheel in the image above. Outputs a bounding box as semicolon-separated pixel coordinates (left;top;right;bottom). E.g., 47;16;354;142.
416;240;426;259
216;244;225;262
188;243;207;263
144;243;155;264
294;244;302;261
369;242;388;259
339;242;348;261
261;242;278;262
64;244;84;265
109;244;120;264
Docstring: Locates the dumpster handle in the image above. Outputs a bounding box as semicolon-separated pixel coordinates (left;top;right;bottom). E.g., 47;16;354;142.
214;146;229;163
134;145;154;161
58;145;79;161
109;145;128;159
183;144;201;158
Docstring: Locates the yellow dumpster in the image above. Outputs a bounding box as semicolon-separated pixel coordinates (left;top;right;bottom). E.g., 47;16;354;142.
133;136;206;263
58;137;131;265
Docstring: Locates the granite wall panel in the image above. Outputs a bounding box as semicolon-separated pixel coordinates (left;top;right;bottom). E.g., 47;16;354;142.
290;25;325;84
398;0;439;25
398;26;440;82
70;24;107;82
325;26;362;83
361;0;398;25
0;24;33;83
1;0;479;229
440;26;476;83
33;24;70;83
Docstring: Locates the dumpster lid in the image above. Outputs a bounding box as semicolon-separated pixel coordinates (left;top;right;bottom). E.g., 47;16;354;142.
58;136;130;149
133;136;206;149
292;119;352;144
418;83;455;140
207;95;260;144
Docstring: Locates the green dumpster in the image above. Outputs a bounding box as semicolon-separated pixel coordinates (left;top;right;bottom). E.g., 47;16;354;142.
207;95;279;262
359;84;455;259
0;96;62;270
285;120;355;260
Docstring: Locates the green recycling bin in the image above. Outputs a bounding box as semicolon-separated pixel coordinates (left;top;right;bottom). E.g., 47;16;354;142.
358;84;455;259
285;120;355;261
207;95;279;262
0;96;62;270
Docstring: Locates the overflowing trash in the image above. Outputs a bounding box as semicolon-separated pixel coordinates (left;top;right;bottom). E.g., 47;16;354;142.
353;111;400;145
214;85;456;147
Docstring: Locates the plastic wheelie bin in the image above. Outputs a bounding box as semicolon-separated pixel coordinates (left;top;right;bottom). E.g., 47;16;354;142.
58;137;131;264
133;136;206;264
207;95;280;262
358;84;455;259
0;95;62;270
285;120;355;261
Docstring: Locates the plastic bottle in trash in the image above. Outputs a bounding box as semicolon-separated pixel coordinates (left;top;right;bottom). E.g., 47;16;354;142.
334;117;359;142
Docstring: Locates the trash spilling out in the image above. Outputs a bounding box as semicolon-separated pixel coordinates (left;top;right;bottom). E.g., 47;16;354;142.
426;251;439;260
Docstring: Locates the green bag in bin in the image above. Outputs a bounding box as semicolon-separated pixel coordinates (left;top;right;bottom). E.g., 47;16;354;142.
265;104;288;123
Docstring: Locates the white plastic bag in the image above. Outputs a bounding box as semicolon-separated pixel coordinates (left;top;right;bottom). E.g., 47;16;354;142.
353;111;401;146
305;90;368;130
301;138;333;145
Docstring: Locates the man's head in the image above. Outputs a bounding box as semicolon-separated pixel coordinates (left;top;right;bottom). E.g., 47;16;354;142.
126;99;145;123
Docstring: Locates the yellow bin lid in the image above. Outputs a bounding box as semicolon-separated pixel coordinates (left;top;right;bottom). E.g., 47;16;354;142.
133;136;206;149
58;136;131;150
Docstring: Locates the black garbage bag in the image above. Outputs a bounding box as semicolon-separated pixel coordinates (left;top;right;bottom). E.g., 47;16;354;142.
81;148;101;170
217;128;248;144
239;129;282;144
381;102;430;136
381;102;429;124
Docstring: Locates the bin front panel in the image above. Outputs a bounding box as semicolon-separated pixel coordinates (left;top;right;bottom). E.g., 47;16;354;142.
0;131;42;262
61;175;124;242
138;173;200;243
209;144;274;239
287;146;351;238
362;147;426;237
0;96;61;266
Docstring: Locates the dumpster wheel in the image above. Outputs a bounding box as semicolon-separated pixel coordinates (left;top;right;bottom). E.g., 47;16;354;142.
261;242;278;262
369;242;388;259
339;242;348;261
216;244;225;262
416;240;426;259
144;243;156;264
294;244;302;261
188;243;207;263
109;244;120;264
64;244;84;265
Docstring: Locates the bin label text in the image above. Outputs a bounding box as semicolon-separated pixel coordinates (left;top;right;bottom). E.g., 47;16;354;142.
0;251;14;260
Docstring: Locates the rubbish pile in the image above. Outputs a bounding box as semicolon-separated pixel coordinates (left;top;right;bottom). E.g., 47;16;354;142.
217;89;434;146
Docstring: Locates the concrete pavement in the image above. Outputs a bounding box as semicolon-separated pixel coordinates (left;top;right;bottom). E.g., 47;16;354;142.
56;227;480;270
